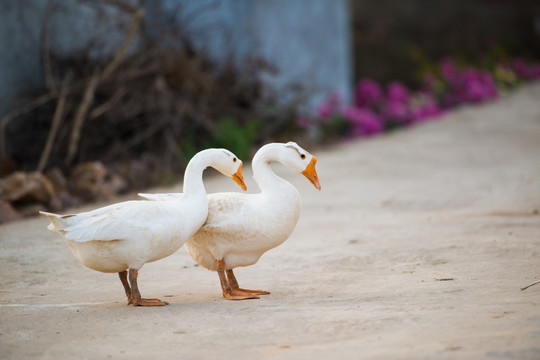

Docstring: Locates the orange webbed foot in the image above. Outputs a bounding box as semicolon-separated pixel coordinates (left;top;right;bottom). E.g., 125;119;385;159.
235;288;270;296
223;289;259;300
129;298;169;306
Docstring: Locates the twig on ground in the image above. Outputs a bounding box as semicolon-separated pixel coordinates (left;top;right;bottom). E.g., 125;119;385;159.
37;71;73;172
521;279;540;291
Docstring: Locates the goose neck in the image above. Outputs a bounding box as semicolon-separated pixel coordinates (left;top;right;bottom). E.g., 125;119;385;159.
182;152;209;197
252;144;289;192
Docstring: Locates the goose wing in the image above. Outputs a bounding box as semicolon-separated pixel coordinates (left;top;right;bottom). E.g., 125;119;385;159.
197;192;251;234
42;201;170;243
138;193;183;201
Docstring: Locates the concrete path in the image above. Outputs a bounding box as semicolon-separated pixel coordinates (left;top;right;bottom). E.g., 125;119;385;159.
1;84;540;359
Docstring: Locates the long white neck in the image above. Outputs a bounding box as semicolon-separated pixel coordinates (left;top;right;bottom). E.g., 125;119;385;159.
252;143;294;193
182;150;213;197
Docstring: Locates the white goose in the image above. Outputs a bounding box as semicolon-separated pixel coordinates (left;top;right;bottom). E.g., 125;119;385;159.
139;142;320;300
40;149;247;306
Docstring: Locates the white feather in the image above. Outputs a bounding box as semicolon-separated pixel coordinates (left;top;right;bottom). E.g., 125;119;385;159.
138;193;183;201
186;142;319;271
40;148;245;274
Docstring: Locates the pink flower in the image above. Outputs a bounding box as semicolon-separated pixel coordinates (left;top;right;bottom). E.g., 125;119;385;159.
513;58;540;79
411;103;441;123
410;94;442;123
513;59;530;78
316;102;333;118
316;92;343;118
354;79;383;108
440;58;459;83
296;115;312;128
341;106;383;136
479;72;498;98
460;69;498;103
422;73;438;92
387;81;410;103
531;64;540;79
437;61;498;107
383;101;410;123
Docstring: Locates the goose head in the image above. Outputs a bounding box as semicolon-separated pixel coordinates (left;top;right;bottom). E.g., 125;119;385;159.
279;142;321;191
210;149;247;191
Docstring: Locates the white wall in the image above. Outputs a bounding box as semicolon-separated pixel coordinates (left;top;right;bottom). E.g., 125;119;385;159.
0;0;351;115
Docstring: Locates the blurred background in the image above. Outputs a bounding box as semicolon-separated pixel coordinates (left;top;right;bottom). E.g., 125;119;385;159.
1;0;539;221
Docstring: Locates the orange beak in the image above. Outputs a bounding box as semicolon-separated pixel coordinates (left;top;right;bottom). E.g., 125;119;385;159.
231;162;247;191
301;156;321;191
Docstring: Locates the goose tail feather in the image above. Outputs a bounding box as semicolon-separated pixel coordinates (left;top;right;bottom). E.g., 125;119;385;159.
39;211;75;231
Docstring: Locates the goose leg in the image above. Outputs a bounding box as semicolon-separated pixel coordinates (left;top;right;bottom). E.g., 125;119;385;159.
226;269;270;295
118;270;132;304
215;260;259;300
128;269;168;306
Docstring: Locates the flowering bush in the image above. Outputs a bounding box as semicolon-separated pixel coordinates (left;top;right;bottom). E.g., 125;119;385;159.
342;106;383;136
301;57;540;140
425;58;498;107
511;58;540;80
354;79;383;108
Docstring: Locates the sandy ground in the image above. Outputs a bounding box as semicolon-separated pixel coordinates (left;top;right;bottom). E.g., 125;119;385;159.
1;84;540;360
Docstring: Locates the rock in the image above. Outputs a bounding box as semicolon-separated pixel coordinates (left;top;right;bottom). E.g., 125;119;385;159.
0;156;17;177
45;168;76;210
45;168;67;193
69;161;127;201
0;171;55;205
16;203;47;217
0;199;21;223
0;172;56;222
115;156;161;190
69;162;107;201
100;173;128;198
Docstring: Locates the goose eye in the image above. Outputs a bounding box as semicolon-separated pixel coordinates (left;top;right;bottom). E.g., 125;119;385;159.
233;157;237;162
300;154;306;160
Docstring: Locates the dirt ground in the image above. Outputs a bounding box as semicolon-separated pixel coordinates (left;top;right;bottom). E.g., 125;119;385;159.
1;84;540;360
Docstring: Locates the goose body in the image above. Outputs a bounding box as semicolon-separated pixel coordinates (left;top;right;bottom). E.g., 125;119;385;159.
186;174;301;271
140;142;320;300
40;148;246;306
42;198;205;273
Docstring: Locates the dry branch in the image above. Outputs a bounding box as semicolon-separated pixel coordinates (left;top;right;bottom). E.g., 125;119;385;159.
111;64;162;83
66;71;100;165
89;88;126;119
82;0;140;14
3;0;301;183
182;0;222;28
100;7;145;81
0;94;56;157
41;0;57;94
0;75;103;158
124;117;171;149
521;279;540;291
37;72;73;172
